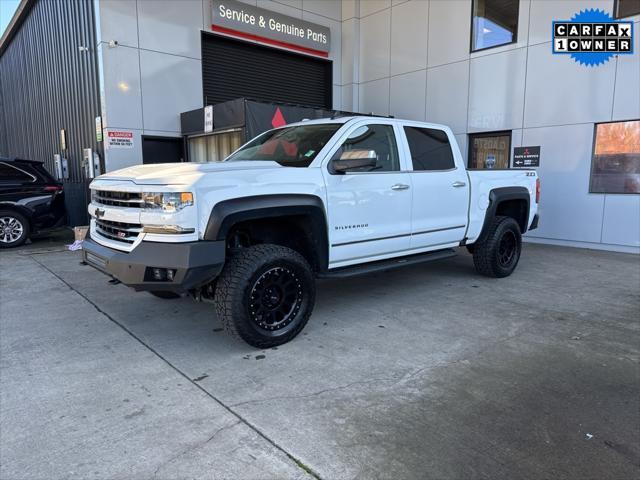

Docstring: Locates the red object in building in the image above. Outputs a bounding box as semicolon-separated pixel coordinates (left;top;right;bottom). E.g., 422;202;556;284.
271;108;287;128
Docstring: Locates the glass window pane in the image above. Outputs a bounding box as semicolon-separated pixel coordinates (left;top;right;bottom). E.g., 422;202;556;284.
472;0;519;51
332;124;400;172
0;162;34;182
590;120;640;194
228;124;341;167
404;127;455;171
469;133;511;169
188;130;244;163
615;0;640;18
188;137;207;163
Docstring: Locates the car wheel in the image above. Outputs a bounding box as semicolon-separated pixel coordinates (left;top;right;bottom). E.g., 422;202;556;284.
0;210;30;248
149;291;181;299
214;244;315;348
472;216;522;278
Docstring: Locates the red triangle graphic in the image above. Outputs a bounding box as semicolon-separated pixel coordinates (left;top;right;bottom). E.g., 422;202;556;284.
271;107;287;128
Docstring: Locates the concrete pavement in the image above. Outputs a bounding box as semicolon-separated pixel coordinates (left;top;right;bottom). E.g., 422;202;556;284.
1;241;638;479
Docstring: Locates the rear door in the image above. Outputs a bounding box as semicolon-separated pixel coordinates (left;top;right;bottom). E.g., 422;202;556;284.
322;120;412;267
399;124;469;249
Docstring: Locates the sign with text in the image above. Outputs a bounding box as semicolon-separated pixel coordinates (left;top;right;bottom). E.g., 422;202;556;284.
513;146;540;168
106;130;134;149
95;116;103;142
211;0;330;57
204;105;213;133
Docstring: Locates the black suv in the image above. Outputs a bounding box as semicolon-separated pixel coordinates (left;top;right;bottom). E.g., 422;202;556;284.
0;158;66;248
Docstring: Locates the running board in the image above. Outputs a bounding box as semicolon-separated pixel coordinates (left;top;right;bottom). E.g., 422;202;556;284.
319;248;457;279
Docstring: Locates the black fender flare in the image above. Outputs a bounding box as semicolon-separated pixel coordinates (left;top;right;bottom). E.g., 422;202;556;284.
477;187;530;243
203;194;329;271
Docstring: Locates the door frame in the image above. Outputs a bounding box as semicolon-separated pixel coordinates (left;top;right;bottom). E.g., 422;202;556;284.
141;135;186;165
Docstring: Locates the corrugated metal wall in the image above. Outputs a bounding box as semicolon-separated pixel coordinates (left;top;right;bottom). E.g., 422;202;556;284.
0;0;101;226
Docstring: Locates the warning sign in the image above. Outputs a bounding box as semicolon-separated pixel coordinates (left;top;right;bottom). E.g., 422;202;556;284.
106;130;134;149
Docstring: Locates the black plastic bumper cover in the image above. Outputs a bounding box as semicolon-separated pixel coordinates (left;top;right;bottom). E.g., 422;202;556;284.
529;214;539;230
82;237;225;292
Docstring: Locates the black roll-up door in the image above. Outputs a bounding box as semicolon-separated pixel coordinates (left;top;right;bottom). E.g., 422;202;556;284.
202;33;332;109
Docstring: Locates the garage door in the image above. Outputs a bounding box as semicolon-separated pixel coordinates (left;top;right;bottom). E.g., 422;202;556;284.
202;32;332;109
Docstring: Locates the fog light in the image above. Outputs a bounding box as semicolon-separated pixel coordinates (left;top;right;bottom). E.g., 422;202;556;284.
152;268;166;281
166;269;175;281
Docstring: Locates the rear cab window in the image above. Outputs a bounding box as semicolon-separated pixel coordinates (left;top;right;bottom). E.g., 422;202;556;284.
403;126;455;171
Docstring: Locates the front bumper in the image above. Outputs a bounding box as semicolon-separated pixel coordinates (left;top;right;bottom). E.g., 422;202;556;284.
82;237;225;292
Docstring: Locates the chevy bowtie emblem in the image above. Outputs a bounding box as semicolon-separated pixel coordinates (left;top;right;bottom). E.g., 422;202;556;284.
95;207;105;219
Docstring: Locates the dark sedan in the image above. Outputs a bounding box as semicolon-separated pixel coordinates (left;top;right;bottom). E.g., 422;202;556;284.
0;158;66;248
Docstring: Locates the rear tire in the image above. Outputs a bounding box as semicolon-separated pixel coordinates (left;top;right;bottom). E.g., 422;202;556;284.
149;291;181;299
214;244;315;348
0;210;30;248
472;216;522;278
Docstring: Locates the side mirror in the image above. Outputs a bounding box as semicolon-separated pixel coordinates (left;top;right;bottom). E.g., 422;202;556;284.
332;149;377;173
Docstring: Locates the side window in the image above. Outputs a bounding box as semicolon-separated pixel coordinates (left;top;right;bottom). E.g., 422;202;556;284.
332;124;400;172
404;127;455;171
0;162;35;183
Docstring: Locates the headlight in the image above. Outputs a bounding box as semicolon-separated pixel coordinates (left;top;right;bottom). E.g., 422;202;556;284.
143;192;193;212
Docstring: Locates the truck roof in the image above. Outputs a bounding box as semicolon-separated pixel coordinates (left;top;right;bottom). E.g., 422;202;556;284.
284;116;450;131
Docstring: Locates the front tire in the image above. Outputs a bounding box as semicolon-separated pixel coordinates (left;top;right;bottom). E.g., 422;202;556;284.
472;216;522;278
214;244;315;348
0;210;30;248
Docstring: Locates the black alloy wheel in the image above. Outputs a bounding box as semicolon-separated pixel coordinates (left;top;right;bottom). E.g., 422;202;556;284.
472;216;522;278
497;230;518;268
248;266;303;332
214;244;315;348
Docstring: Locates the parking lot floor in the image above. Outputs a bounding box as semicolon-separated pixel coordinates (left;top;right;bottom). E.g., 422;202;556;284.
1;240;639;479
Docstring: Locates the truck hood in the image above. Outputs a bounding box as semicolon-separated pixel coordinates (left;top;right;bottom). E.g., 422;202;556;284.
97;161;280;185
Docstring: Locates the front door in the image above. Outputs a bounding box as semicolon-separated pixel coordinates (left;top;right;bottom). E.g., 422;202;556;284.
323;121;412;267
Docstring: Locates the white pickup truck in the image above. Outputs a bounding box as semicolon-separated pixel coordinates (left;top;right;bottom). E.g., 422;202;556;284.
83;116;539;347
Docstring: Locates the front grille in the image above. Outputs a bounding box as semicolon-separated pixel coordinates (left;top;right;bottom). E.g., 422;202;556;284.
94;190;144;208
95;219;142;244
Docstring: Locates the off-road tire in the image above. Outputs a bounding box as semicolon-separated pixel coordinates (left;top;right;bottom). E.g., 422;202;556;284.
0;210;30;248
213;244;315;348
149;291;181;299
472;216;522;278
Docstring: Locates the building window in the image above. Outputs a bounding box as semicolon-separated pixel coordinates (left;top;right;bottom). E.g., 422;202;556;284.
404;127;455;171
468;131;512;169
590;120;640;194
189;130;243;163
614;0;640;18
471;0;519;51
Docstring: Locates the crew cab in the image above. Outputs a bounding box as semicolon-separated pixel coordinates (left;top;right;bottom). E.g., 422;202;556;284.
82;117;540;347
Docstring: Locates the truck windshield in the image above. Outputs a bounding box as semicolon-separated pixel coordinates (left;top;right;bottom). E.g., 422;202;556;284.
225;124;342;167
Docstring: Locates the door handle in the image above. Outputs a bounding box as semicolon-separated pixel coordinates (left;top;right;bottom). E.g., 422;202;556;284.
391;184;410;191
452;181;467;188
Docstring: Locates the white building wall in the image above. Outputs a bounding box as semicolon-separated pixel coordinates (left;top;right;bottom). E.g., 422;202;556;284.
93;0;638;253
94;0;343;171
340;0;640;253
